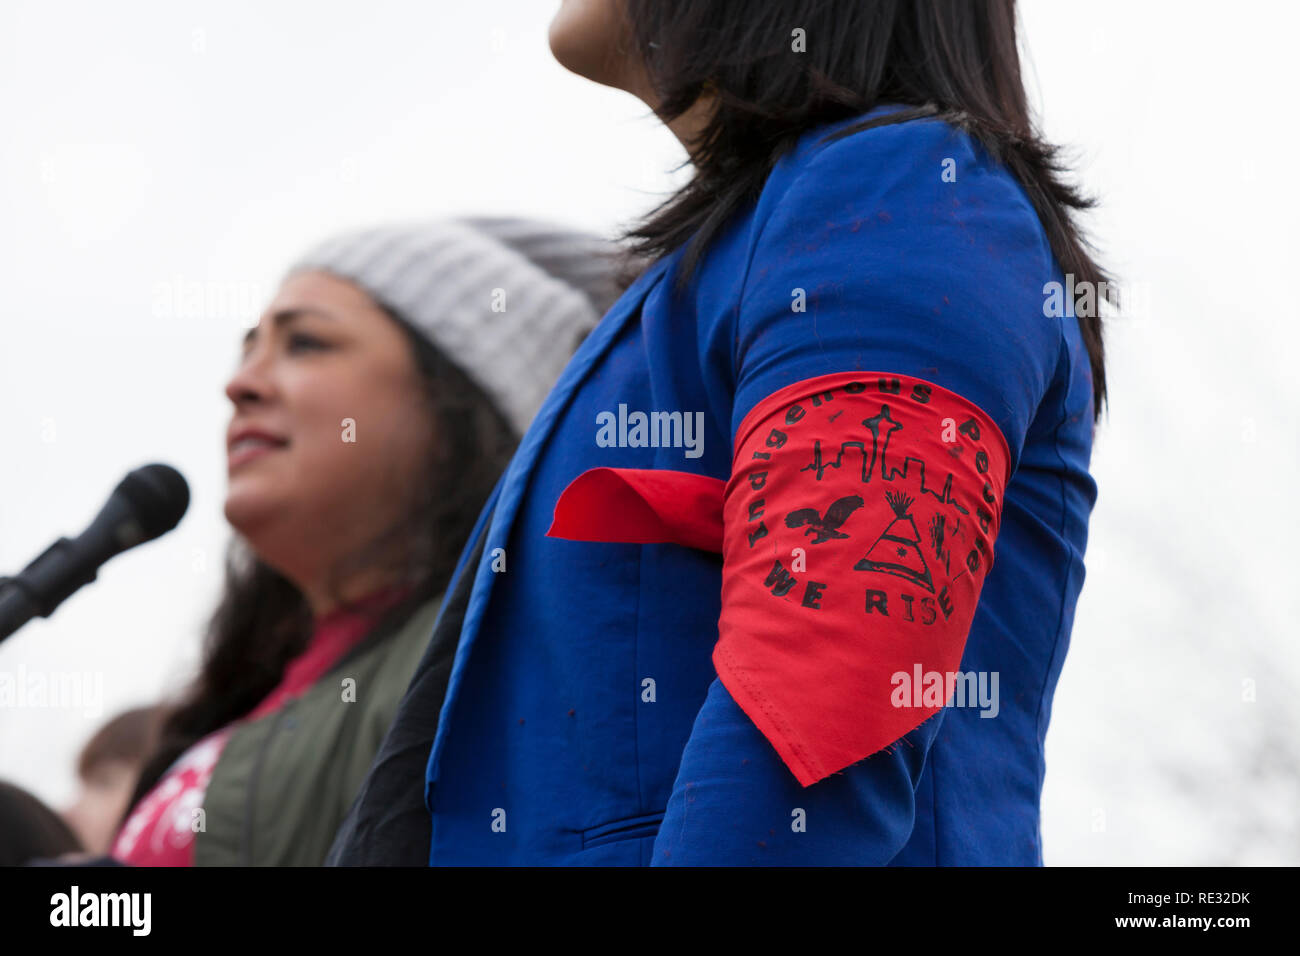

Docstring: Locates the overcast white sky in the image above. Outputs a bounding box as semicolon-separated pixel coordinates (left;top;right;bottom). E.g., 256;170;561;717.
1;0;1296;865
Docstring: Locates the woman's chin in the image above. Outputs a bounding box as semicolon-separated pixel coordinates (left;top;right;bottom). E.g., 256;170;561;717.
548;2;624;88
223;488;283;538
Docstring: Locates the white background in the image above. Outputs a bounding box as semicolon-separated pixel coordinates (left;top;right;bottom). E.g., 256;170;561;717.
1;0;1296;865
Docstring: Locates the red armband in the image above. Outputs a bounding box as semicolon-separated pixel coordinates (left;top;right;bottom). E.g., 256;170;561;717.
716;371;1011;786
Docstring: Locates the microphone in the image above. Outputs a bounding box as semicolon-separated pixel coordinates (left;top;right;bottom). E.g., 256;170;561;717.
0;463;190;643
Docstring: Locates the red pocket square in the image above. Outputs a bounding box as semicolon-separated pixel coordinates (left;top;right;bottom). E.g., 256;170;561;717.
547;467;724;553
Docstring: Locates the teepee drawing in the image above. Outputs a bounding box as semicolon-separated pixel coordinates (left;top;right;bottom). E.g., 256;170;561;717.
853;490;935;592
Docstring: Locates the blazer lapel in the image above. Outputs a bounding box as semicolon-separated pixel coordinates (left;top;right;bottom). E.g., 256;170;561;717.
426;250;678;786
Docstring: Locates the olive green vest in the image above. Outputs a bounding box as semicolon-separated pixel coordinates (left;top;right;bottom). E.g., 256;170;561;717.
195;595;442;866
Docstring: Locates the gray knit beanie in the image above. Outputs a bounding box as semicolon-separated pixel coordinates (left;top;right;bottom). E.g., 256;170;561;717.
283;217;625;437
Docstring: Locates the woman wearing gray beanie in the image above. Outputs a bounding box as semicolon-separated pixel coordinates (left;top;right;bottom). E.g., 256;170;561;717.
109;217;621;866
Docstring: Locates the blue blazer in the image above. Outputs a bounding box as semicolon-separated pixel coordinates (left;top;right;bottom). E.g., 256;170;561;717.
396;105;1095;865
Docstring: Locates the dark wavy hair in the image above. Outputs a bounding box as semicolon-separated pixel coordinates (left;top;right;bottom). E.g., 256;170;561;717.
620;0;1108;420
125;308;519;818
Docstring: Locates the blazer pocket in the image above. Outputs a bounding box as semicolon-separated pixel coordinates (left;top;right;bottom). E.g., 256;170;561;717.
580;811;666;850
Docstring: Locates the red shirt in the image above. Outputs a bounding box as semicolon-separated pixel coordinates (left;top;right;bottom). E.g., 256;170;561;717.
112;585;412;866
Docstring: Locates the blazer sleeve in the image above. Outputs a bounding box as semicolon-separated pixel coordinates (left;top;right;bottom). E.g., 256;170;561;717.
651;117;1062;865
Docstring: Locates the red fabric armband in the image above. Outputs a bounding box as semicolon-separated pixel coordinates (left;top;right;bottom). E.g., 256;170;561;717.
717;371;1011;786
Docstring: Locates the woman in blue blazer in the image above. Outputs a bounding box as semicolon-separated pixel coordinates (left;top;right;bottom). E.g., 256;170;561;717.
330;0;1107;866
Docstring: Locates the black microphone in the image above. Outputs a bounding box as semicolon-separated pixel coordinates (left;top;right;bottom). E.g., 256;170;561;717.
0;464;190;643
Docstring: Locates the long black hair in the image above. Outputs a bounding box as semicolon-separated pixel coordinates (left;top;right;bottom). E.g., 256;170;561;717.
621;0;1108;420
124;312;519;819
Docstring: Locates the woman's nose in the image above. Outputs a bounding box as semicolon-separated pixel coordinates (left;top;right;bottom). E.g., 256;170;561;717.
225;347;273;406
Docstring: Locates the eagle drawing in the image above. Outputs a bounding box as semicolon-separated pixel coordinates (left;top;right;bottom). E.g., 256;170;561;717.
784;495;865;544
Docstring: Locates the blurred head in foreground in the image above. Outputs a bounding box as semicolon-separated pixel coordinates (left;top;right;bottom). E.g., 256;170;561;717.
62;706;162;855
1;781;83;865
224;218;624;618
